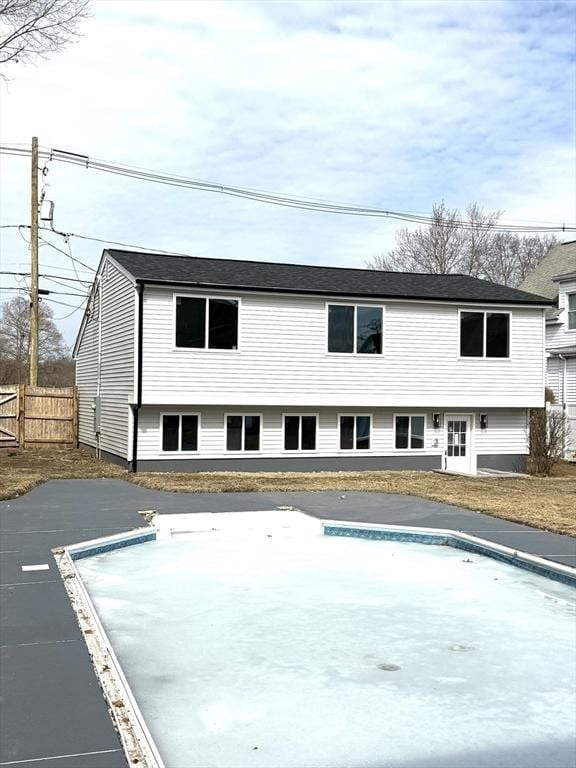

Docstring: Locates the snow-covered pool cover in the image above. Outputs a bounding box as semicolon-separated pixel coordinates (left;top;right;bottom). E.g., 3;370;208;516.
76;512;576;768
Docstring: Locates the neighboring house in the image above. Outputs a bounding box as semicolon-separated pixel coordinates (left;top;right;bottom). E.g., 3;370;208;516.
73;249;553;474
520;240;576;459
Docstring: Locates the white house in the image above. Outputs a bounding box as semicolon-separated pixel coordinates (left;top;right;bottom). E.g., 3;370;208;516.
73;249;553;474
520;240;576;459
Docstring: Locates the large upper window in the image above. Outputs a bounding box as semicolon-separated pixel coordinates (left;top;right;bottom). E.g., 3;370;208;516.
328;305;383;354
284;415;317;451
460;311;509;358
226;415;261;451
568;294;576;330
176;296;238;349
162;414;199;452
395;415;425;450
339;415;371;450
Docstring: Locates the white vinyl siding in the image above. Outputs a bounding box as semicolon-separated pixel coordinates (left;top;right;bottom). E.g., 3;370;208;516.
140;288;545;408
98;262;135;459
75;258;135;459
75;285;99;448
136;406;528;460
546;357;563;405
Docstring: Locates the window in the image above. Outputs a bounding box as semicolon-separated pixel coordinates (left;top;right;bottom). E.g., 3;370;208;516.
568;294;576;330
460;311;509;358
284;415;317;450
328;305;383;354
226;415;261;451
161;414;199;452
176;296;238;349
339;415;371;450
395;415;425;450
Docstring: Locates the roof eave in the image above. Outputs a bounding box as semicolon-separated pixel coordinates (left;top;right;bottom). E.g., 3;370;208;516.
133;278;554;307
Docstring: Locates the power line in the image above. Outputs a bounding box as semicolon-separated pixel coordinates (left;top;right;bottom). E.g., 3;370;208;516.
1;270;89;284
0;285;87;298
1;144;573;233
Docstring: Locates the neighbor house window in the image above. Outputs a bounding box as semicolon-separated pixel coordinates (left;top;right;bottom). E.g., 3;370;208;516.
568;294;576;330
395;415;425;450
328;305;383;354
162;414;199;452
460;311;509;358
226;415;261;451
339;415;371;450
284;415;317;450
176;296;238;349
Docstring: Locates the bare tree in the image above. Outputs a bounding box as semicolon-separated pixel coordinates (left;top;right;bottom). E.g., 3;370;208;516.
367;201;558;287
0;295;73;385
369;202;466;274
529;408;567;476
0;0;90;72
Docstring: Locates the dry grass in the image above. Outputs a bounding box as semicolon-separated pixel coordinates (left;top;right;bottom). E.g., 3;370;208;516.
0;447;125;500
1;448;575;536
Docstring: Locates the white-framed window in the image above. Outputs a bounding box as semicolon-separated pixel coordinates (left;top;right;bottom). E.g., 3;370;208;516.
459;310;510;358
225;414;261;451
283;414;317;451
568;294;576;330
327;304;384;354
174;294;239;350
161;413;199;452
339;414;371;450
394;414;426;450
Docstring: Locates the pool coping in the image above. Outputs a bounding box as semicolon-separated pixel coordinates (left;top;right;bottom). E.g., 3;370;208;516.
52;514;575;768
322;522;576;587
52;528;164;768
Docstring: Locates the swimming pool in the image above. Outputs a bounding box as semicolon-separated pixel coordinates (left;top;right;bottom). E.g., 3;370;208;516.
57;512;576;768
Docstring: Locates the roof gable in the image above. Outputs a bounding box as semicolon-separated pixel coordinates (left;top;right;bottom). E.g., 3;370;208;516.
519;241;576;300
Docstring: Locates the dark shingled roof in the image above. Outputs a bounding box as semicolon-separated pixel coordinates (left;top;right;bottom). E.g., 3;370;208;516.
107;249;553;306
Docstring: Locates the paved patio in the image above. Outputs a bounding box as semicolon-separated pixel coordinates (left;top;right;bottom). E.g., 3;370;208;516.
1;479;574;767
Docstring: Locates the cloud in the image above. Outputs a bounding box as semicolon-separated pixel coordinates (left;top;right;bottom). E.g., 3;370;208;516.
0;0;574;342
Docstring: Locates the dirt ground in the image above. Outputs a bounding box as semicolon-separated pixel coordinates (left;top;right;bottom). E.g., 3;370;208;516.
1;447;575;536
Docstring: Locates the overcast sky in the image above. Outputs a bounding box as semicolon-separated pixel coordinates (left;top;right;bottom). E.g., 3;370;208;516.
1;0;575;344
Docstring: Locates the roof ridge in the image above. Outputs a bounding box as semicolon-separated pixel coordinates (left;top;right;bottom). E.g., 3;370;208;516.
106;248;497;282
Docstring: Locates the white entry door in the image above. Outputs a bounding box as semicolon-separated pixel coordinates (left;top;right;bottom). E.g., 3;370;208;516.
445;415;474;474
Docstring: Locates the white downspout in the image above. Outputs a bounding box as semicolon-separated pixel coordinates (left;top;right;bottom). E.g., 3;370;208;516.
559;353;567;458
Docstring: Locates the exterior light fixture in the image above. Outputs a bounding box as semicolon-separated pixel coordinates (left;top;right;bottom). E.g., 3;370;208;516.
480;414;488;430
433;413;441;430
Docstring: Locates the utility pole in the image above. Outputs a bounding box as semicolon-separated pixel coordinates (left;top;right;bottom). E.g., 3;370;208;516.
29;136;39;386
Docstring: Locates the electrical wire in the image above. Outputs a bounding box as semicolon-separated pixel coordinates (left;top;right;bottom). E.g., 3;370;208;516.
0;270;90;285
38;234;96;275
1;144;573;233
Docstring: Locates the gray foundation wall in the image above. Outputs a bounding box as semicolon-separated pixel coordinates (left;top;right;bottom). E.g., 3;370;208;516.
80;442;130;469
477;454;527;473
136;455;443;472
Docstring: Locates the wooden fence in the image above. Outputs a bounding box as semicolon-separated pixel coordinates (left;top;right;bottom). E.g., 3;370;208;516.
0;385;77;448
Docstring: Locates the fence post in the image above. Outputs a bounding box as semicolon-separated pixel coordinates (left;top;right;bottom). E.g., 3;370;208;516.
18;384;25;448
72;386;79;448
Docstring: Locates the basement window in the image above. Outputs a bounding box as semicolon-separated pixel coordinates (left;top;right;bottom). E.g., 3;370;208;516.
226;415;261;451
284;415;317;451
339;415;371;450
395;415;425;450
162;414;199;452
460;311;509;358
175;296;238;349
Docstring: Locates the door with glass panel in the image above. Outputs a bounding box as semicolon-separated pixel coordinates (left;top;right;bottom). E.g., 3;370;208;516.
445;414;473;474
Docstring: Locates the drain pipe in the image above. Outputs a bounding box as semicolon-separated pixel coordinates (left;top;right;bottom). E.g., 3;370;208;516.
131;283;144;473
559;353;567;458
